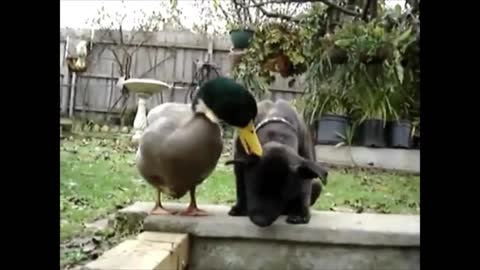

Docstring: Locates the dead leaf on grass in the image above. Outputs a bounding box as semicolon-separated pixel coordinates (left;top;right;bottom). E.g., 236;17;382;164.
84;218;110;231
117;186;129;192
331;206;356;213
82;242;96;253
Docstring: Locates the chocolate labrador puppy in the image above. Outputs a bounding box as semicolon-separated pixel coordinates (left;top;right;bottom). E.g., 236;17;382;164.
226;99;328;227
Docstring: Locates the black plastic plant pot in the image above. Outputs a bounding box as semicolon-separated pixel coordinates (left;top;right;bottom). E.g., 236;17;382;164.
316;114;350;145
229;29;254;49
355;119;387;148
387;120;412;149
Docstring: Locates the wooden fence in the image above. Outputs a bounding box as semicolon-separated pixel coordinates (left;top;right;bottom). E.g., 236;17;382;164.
60;28;305;120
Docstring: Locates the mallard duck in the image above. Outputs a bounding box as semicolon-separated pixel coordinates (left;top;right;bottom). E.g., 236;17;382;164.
136;76;263;216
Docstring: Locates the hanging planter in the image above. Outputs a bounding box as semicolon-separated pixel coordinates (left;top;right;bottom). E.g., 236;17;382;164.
387;120;412;148
261;53;294;77
276;53;294;77
229;28;255;49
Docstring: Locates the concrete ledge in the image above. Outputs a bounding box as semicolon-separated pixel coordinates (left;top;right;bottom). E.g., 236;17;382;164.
120;202;420;270
315;145;420;173
122;202;419;247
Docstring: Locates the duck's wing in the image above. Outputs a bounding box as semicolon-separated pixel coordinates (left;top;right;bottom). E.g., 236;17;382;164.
140;102;193;152
146;102;192;127
137;102;194;190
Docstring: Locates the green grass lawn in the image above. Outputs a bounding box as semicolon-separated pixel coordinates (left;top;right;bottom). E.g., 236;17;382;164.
61;136;420;241
60;135;419;268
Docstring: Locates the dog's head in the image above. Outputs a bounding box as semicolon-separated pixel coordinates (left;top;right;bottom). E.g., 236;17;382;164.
226;142;328;227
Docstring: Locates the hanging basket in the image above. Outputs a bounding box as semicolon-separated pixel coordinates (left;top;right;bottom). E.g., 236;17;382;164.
229;29;255;49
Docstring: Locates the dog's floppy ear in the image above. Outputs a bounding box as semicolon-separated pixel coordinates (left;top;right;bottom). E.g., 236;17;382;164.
225;155;260;166
294;160;329;185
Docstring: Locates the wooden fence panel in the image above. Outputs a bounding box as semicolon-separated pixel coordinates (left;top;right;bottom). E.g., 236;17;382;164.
60;28;306;118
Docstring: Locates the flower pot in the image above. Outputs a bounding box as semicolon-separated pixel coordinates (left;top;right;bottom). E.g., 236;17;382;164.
229;29;254;49
387;120;412;149
316;114;350;145
355;119;387;148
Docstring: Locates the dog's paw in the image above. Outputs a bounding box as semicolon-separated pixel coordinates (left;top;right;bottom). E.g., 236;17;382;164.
286;214;310;224
228;205;247;216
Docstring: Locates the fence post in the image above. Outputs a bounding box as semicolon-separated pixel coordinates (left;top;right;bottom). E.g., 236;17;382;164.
68;72;77;118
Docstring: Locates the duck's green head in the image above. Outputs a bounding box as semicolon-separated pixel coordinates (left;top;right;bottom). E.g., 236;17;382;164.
192;76;263;156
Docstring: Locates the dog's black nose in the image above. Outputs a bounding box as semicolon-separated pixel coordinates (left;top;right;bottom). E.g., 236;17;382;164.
249;215;274;227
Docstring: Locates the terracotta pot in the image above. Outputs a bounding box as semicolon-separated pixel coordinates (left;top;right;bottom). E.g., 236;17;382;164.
276;54;293;77
261;53;294;78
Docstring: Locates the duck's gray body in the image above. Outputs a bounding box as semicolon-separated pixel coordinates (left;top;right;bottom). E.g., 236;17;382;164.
136;102;223;199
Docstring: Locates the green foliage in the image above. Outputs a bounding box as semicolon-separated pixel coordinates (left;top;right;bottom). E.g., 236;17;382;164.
243;21;317;83
226;3;419;126
297;4;419;125
226;21;256;32
297;58;352;125
231;62;270;100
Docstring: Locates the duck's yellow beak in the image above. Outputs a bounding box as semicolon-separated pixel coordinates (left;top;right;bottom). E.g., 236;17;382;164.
238;121;263;156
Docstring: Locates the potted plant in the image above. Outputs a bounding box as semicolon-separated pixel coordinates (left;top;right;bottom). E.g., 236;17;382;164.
386;20;418;149
386;73;416;149
304;67;351;146
387;109;413;149
315;89;351;145
353;106;388;148
328;16;416;149
351;73;390;148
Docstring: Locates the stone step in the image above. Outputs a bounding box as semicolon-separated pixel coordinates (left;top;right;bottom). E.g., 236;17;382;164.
84;232;189;270
118;202;420;270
